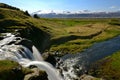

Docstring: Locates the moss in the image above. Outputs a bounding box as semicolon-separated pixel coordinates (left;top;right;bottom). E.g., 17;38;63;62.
24;68;48;80
0;3;120;54
0;3;20;11
109;18;120;26
88;51;120;80
1;3;120;80
0;60;23;80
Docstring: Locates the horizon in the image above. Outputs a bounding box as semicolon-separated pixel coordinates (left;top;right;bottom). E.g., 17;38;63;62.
0;0;120;13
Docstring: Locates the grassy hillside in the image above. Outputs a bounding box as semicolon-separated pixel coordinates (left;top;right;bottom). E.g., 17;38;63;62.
27;18;120;54
46;18;120;54
0;60;32;80
89;51;120;80
0;3;120;55
1;3;120;80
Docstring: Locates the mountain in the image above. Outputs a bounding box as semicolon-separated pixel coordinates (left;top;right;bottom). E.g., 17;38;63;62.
0;3;50;53
0;3;120;54
1;3;120;80
33;10;120;18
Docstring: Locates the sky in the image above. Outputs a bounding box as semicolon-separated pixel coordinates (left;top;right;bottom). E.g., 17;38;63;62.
0;0;120;13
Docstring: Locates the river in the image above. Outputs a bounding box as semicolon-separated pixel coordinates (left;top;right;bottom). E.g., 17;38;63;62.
59;35;120;80
0;33;120;80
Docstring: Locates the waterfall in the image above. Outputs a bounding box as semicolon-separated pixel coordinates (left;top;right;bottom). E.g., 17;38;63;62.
32;45;43;61
18;46;35;60
0;44;34;62
0;33;63;80
60;35;120;80
24;61;63;80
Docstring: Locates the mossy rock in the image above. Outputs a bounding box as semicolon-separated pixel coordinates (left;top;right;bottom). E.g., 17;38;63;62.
0;60;31;80
24;68;48;80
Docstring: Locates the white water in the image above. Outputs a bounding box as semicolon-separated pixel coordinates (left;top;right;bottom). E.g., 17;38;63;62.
3;33;120;80
32;46;43;61
0;33;63;80
0;33;16;47
60;35;120;80
19;46;34;60
24;61;63;80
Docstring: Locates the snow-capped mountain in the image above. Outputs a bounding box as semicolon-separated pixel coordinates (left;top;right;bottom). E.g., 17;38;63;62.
32;10;120;18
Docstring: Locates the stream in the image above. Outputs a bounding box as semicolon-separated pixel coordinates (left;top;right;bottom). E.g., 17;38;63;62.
0;33;120;80
58;35;120;80
0;33;63;80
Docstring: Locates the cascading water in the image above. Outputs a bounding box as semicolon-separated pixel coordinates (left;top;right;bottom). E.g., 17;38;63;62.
2;33;120;80
0;33;63;80
24;61;63;80
59;35;120;80
32;45;43;61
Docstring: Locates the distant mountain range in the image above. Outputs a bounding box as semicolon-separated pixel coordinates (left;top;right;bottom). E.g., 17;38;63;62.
32;10;120;18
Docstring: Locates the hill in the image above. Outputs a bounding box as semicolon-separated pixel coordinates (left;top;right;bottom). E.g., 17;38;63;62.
1;3;120;80
1;3;120;55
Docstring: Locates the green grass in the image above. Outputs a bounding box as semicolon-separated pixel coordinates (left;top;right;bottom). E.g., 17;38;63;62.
1;3;120;79
0;8;28;19
26;18;120;54
89;51;120;80
0;60;19;71
0;60;23;80
0;3;120;54
36;18;120;54
0;60;33;80
49;22;120;54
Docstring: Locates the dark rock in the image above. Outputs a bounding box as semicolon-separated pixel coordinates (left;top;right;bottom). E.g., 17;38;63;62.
0;60;25;80
29;65;37;69
19;26;50;53
15;38;33;52
42;52;56;66
56;57;60;62
8;40;17;45
79;74;102;80
63;66;68;71
0;36;4;40
24;68;48;80
12;66;22;73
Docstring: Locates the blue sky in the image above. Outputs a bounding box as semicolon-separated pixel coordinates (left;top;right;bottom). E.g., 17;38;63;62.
0;0;120;13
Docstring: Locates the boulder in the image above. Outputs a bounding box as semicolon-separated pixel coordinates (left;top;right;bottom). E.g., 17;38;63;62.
15;38;33;51
24;68;48;80
0;60;25;80
80;74;103;80
42;52;56;66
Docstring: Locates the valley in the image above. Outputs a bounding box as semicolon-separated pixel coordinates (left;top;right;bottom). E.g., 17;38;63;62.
0;3;120;80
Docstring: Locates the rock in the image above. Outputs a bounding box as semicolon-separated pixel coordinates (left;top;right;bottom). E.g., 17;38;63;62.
7;37;21;45
28;65;37;69
15;38;33;51
0;36;4;40
62;66;68;71
24;68;48;80
80;74;103;80
56;57;61;62
12;66;22;73
0;60;25;80
42;52;56;66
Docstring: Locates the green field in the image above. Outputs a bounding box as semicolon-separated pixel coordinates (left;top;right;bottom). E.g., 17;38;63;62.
1;3;120;80
0;3;120;54
39;18;120;54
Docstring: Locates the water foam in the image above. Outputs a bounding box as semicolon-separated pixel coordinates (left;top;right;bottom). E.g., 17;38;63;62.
0;33;63;80
24;61;63;80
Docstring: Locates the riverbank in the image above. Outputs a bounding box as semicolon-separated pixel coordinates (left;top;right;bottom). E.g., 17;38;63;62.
59;35;120;79
1;3;120;80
